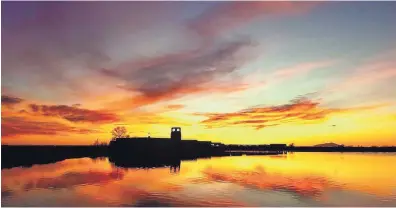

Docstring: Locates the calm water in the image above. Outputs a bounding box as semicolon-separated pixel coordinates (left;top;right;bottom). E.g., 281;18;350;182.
2;152;396;207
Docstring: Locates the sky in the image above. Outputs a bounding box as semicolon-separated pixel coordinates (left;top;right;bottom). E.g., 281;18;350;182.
1;1;396;146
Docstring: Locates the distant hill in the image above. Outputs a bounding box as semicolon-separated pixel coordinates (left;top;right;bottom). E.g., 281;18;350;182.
313;142;343;147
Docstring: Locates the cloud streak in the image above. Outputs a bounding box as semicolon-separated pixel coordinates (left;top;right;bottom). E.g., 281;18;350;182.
196;96;386;130
189;2;320;41
1;95;24;107
272;61;335;80
102;39;256;109
28;104;120;124
1;116;99;137
324;51;396;94
164;104;185;111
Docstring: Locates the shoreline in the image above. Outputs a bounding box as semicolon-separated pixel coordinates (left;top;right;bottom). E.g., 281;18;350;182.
2;145;396;170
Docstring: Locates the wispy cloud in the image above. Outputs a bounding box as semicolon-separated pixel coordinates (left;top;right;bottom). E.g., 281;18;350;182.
1;95;24;108
324;51;396;94
28;103;120;124
196;95;386;130
272;61;335;80
1;116;99;137
164;104;185;111
189;2;320;42
102;39;256;110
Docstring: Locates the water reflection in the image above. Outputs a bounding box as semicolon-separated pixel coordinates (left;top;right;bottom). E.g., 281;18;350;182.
202;166;336;198
2;153;396;206
170;164;181;174
108;153;182;174
23;170;124;190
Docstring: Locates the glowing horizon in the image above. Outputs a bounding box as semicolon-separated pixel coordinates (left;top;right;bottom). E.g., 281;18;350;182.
1;2;396;146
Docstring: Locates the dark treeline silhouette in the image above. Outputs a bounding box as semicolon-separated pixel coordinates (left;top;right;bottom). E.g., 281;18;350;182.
221;144;396;152
287;146;396;152
1;145;108;169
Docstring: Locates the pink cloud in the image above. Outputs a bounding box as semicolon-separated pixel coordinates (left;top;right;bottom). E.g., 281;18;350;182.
324;51;396;93
272;61;335;80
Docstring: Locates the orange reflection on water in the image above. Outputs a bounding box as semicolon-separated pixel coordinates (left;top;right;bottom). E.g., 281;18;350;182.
196;153;396;198
2;153;396;206
202;166;334;197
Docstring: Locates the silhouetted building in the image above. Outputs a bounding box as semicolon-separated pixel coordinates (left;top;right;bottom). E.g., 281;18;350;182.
269;144;287;150
171;127;181;141
108;127;220;162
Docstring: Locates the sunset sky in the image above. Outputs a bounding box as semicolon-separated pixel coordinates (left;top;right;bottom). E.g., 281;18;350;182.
1;1;396;146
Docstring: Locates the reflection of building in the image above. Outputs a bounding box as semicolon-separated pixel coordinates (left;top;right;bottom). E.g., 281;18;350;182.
170;161;181;174
171;127;181;141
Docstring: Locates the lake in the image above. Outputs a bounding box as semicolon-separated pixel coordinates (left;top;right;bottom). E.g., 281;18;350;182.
2;152;396;206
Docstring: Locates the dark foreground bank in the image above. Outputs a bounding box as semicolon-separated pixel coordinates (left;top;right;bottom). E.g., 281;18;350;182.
1;145;108;169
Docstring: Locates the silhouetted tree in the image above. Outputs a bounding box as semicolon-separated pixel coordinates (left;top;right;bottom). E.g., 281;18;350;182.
111;126;129;139
93;139;108;146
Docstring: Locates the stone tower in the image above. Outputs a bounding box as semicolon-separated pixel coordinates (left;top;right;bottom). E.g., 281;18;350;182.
170;127;181;141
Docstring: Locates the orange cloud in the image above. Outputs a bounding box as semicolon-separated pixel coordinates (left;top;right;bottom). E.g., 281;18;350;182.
196;96;387;130
109;81;251;111
1;116;99;137
28;103;120;124
1;95;119;140
164;104;185;111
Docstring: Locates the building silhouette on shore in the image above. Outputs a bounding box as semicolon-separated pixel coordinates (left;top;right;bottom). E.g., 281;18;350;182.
171;127;182;141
